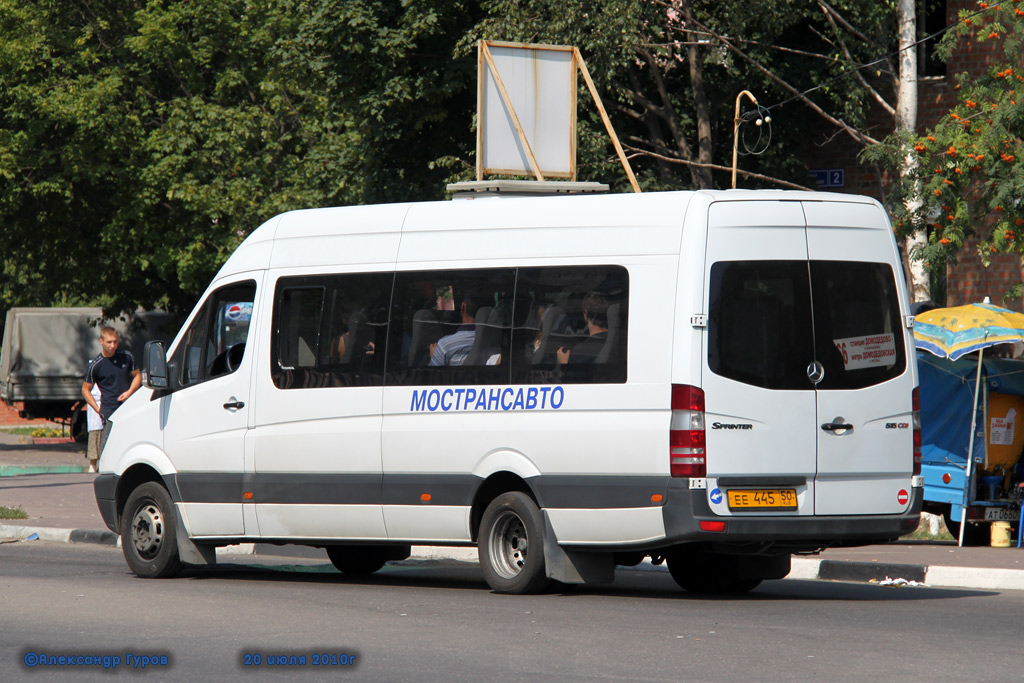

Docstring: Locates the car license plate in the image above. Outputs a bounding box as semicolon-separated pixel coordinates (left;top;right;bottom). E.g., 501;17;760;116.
984;507;1020;522
727;488;797;510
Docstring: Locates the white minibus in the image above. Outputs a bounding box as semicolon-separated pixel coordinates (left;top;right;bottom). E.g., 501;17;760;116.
95;189;921;594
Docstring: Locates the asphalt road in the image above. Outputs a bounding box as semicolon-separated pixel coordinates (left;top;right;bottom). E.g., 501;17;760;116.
1;541;1022;682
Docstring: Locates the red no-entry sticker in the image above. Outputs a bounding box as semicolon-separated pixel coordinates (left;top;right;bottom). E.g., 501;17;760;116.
897;489;909;505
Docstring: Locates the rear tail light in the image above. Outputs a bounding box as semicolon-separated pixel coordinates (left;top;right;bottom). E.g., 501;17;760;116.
671;384;705;477
912;387;922;476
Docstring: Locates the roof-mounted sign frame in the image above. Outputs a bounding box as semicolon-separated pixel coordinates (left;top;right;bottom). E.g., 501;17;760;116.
476;40;640;193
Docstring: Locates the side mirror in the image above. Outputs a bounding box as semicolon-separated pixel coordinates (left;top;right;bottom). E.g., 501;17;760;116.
143;341;168;389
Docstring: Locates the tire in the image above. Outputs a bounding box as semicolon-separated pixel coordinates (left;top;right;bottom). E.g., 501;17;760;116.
942;509;989;546
667;551;762;594
478;492;549;594
120;482;182;578
326;545;402;576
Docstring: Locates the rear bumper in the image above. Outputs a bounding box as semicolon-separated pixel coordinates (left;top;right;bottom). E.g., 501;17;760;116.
659;480;922;551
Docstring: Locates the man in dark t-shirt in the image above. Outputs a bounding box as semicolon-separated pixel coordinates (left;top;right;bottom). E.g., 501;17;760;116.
557;292;610;365
82;326;141;471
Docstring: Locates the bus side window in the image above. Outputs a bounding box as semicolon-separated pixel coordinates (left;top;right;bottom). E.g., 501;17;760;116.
271;272;393;389
511;266;628;385
170;281;256;389
385;269;514;387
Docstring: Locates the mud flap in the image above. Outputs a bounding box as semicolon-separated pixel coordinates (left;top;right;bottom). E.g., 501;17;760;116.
175;514;217;566
542;513;614;584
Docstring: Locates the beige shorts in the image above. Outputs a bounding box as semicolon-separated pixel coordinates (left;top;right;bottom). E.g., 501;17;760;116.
87;430;102;462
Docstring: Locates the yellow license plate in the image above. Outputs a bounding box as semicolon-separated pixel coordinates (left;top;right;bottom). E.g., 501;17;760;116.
726;489;797;510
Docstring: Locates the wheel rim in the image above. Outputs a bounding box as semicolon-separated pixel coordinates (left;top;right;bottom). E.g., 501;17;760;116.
130;501;165;560
488;509;530;579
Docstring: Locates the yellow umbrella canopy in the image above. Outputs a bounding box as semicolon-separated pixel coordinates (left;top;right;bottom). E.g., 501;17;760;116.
914;302;1024;360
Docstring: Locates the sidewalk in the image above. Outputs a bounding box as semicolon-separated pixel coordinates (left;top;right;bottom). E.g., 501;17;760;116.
0;429;87;476
3;432;1023;590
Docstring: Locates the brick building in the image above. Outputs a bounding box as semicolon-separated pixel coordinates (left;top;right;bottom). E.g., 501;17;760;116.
800;0;1022;309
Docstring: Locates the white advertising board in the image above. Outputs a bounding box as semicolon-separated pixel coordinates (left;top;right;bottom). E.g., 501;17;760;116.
479;42;576;179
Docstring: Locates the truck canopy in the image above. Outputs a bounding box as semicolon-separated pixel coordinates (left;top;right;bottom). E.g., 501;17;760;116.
0;308;177;403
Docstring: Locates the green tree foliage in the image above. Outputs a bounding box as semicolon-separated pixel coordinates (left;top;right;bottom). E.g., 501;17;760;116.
872;2;1024;288
0;0;478;316
0;0;905;321
465;0;898;192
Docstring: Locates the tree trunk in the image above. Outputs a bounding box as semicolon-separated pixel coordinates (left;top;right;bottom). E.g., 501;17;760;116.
682;0;714;188
897;0;929;303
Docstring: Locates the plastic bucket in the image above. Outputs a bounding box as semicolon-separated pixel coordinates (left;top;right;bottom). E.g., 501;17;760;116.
991;521;1012;548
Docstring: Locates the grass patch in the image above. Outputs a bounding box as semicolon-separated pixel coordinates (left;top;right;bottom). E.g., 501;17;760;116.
0;427;39;435
0;426;64;437
0;506;29;520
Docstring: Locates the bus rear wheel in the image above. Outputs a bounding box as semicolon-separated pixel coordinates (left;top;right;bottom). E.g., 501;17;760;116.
478;492;549;594
667;551;763;594
326;545;410;576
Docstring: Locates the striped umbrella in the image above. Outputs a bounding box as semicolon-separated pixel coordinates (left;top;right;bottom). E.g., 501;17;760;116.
914;302;1024;360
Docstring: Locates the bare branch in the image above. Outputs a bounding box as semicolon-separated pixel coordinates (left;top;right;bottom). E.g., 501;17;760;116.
622;144;816;191
619;71;665;119
690;18;881;146
807;25;835;49
612;101;649;122
634;46;698;164
818;2;895;114
816;0;872;43
745;41;834;63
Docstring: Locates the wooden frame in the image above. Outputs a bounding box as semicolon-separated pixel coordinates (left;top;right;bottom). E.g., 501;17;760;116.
477;40;640;193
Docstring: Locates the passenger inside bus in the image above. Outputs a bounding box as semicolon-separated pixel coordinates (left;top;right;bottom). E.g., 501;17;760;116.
557;292;610;365
429;296;481;367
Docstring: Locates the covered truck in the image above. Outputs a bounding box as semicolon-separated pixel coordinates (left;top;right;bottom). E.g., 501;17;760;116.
0;308;176;438
919;352;1024;544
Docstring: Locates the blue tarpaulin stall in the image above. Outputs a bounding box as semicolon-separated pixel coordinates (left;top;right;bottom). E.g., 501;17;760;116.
918;353;1024;542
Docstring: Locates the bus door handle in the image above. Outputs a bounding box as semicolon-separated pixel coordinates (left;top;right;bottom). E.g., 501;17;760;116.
223;399;245;411
821;419;854;435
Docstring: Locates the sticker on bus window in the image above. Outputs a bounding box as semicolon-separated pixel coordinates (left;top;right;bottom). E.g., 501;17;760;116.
224;302;253;322
833;333;896;370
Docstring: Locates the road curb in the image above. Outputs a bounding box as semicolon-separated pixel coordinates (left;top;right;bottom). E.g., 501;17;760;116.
818;559;928;584
0;524;73;544
68;528;119;545
3;522;1023;591
925;565;1024;591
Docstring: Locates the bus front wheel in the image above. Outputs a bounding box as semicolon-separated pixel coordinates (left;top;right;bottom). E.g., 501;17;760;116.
120;482;182;579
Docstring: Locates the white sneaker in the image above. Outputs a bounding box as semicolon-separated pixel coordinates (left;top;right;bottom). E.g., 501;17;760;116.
87;464;97;473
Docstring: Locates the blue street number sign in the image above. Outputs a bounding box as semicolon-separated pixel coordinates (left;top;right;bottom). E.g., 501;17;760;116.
809;168;844;188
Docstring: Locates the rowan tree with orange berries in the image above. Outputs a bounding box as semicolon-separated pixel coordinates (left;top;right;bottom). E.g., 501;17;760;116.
873;1;1024;298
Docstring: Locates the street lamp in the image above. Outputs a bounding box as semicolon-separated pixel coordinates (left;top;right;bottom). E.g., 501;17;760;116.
731;90;770;189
